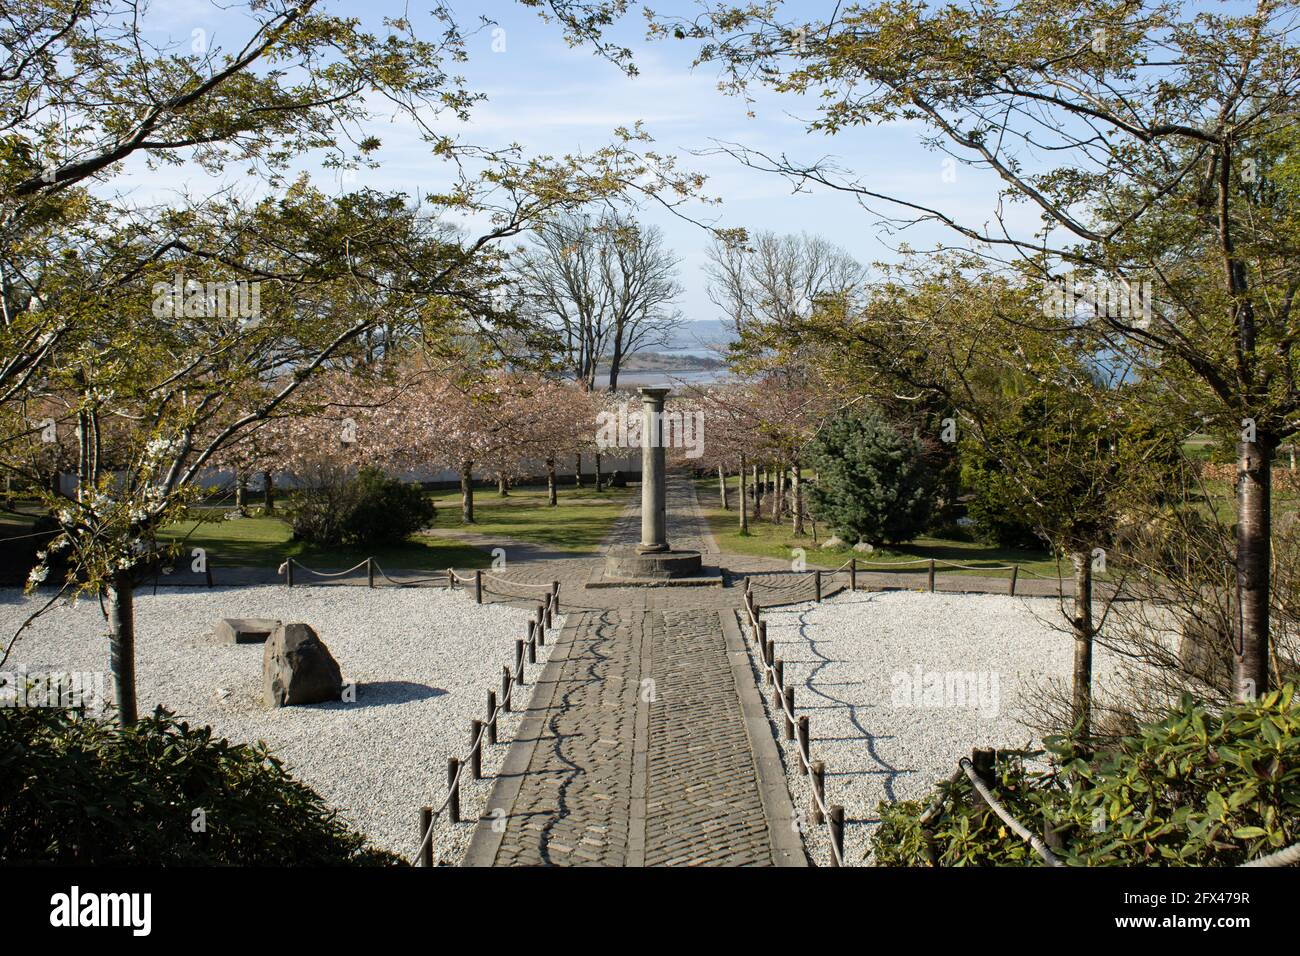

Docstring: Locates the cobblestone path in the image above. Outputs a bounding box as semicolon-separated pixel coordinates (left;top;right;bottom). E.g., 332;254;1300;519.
463;475;805;867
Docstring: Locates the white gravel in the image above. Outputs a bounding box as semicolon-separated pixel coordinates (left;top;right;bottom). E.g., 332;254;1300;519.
749;589;1125;866
0;584;558;865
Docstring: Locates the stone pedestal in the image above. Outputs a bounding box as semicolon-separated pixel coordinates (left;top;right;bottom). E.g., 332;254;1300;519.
638;386;670;554
595;385;717;587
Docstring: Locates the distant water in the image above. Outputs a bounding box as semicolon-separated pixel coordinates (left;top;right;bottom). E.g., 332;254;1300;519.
595;367;730;388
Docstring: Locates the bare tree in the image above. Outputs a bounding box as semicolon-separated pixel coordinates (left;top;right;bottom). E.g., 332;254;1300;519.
518;212;682;390
704;230;865;334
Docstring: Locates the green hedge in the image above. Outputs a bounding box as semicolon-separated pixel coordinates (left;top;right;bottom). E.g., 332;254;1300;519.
872;687;1300;866
0;705;402;865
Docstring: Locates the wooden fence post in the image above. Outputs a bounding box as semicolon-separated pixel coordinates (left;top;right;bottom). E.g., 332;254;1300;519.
545;596;553;629
811;762;826;824
773;659;784;710
528;622;537;664
814;570;822;602
972;748;996;787
474;569;483;604
1009;565;1019;596
286;558;294;588
551;580;560;614
765;636;775;673
797;715;810;773
447;758;461;823
514;640;525;684
757;620;768;663
487;690;498;743
446;568;454;591
419;807;433;867
928;559;936;592
783;687;795;740
501;666;511;713
470;720;483;780
849;558;856;592
829;806;845;867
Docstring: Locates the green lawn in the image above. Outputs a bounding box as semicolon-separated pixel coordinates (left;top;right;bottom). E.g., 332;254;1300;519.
426;483;634;553
160;515;490;573
158;482;634;572
694;476;1065;579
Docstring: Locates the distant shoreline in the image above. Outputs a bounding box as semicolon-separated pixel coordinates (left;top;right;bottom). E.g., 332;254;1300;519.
596;350;727;374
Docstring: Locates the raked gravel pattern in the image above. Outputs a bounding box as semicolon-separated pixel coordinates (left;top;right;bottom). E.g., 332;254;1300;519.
0;585;556;865
751;589;1125;866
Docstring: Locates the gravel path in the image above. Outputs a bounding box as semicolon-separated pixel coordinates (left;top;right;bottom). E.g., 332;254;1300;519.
750;589;1125;866
0;585;557;864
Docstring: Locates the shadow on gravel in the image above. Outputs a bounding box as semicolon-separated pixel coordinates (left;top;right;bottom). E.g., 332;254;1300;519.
309;680;448;710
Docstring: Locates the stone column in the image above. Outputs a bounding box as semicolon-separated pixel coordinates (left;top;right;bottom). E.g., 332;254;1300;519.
638;386;670;553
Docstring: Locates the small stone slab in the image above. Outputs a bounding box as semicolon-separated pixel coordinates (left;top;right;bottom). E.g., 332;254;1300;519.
215;618;281;644
585;566;724;589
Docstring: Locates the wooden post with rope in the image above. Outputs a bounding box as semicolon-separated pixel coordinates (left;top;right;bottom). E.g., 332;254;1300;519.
446;758;461;823
419;807;433;867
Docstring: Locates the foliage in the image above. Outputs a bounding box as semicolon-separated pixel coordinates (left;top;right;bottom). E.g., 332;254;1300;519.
872;688;1300;867
807;406;937;545
0;706;400;865
286;466;434;548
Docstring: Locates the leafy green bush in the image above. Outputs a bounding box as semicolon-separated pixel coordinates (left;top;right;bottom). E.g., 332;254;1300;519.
288;466;434;547
807;406;938;545
0;705;402;865
872;687;1300;866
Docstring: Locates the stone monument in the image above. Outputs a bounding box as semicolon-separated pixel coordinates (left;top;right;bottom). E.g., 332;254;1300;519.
601;385;705;582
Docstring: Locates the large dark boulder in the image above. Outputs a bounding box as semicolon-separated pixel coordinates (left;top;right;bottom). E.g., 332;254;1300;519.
263;623;343;708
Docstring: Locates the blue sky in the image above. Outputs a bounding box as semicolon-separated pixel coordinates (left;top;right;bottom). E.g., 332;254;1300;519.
120;0;1032;330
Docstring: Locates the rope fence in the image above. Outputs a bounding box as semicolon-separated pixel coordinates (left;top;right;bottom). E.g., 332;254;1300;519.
280;557;559;604
739;587;846;866
740;555;1039;601
411;583;562;866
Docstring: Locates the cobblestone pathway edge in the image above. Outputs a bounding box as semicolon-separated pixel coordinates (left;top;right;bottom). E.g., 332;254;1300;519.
462;606;808;867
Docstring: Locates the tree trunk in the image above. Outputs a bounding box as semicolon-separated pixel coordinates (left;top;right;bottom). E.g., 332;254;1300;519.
595;453;603;492
263;470;275;514
771;466;783;524
460;460;474;523
607;353;622;393
106;576;138;727
1235;439;1272;700
739;455;749;535
1070;551;1094;736
752;464;762;519
546;457;557;506
719;465;729;510
497;473;508;497
235;471;247;515
792;460;803;535
575;453;583;488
